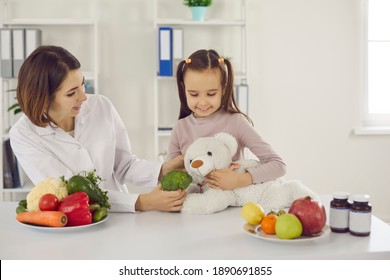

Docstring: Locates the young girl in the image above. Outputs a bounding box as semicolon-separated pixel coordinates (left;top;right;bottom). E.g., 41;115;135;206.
166;49;286;190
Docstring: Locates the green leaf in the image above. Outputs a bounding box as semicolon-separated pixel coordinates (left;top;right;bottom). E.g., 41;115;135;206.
7;103;20;112
183;0;212;7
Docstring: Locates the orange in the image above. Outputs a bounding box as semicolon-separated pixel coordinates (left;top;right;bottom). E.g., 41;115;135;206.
261;214;278;235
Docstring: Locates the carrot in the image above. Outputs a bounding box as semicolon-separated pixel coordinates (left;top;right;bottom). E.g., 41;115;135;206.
16;211;68;227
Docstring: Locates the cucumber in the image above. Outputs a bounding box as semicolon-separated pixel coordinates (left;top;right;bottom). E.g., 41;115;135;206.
16;205;27;214
62;172;110;209
93;207;108;222
67;175;104;204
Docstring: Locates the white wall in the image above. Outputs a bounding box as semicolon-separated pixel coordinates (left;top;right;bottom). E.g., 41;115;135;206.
246;0;390;223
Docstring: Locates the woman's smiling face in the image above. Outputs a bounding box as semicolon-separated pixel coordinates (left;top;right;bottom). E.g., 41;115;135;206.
48;69;87;129
183;68;223;118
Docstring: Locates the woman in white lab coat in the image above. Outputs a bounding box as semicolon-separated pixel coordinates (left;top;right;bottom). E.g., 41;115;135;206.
9;45;186;212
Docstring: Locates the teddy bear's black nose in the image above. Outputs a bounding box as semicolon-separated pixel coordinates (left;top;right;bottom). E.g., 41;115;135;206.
191;160;204;169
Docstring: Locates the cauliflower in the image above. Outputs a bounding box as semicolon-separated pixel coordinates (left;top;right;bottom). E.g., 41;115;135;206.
27;177;68;212
161;170;193;191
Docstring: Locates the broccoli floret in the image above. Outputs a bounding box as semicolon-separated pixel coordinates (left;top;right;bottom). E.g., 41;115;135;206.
161;170;193;191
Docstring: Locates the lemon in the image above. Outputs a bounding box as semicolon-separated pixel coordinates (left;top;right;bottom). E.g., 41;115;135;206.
241;202;265;225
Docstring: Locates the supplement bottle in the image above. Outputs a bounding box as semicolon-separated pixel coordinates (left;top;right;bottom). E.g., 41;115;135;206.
330;192;350;233
349;194;372;236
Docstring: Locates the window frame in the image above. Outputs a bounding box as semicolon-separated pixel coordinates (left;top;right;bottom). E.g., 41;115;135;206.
357;0;390;134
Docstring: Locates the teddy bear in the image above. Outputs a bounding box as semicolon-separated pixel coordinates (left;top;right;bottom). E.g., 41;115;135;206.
181;132;319;215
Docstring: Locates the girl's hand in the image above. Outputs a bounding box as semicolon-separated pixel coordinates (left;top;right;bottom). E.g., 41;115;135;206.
159;154;185;180
136;184;186;212
205;169;253;190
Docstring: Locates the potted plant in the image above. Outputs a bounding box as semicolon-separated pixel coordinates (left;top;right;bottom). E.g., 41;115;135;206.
183;0;213;21
7;89;21;115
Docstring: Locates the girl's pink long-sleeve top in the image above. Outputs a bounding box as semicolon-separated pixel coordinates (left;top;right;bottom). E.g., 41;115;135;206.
167;110;286;184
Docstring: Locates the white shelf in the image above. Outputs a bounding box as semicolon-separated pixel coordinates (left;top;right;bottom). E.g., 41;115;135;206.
157;71;247;80
3;185;33;193
157;129;173;137
155;19;245;26
0;0;98;201
153;0;248;158
2;18;95;26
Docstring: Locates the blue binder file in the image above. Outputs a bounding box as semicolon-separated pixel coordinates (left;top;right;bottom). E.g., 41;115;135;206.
159;27;173;76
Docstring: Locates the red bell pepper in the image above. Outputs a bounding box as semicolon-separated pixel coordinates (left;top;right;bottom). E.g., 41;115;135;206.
57;192;92;226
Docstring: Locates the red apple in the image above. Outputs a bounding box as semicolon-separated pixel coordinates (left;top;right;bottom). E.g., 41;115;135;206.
288;196;326;235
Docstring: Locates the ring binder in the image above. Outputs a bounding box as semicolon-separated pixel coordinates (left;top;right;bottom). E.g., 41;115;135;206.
12;29;25;77
159;27;173;76
0;29;13;78
25;29;42;57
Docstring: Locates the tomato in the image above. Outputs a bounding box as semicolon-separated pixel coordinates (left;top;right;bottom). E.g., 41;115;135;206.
39;194;59;211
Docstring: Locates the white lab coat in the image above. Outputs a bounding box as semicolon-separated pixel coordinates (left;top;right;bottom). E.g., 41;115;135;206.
9;94;162;212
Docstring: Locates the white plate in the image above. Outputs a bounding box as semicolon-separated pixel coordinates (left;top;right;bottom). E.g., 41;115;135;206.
17;215;109;231
243;223;330;243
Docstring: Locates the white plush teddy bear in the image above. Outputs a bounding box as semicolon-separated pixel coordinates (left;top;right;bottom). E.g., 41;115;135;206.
181;132;319;215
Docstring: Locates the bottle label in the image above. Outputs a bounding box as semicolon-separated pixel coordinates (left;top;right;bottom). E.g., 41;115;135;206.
330;208;349;229
349;211;371;233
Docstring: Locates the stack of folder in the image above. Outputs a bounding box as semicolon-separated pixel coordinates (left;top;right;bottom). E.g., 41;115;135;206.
235;80;249;115
0;28;42;78
2;138;21;189
158;27;183;76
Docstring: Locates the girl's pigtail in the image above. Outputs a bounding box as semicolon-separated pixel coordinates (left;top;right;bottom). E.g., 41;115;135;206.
176;60;192;119
224;59;235;106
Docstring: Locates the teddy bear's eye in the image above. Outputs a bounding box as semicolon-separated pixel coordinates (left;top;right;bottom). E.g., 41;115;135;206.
207;151;212;156
189;160;193;164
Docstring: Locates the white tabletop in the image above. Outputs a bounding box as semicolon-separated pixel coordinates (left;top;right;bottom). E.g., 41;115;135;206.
1;196;390;260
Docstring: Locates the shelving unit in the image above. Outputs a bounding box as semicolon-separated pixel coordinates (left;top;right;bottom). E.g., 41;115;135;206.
0;0;99;201
153;0;248;160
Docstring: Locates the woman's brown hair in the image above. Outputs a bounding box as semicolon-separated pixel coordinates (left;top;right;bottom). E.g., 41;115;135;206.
176;49;252;125
17;45;81;127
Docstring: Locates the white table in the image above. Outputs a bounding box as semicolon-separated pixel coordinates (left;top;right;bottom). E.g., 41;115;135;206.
1;196;390;260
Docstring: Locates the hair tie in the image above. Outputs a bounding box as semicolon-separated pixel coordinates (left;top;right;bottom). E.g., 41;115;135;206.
185;58;191;64
218;57;224;63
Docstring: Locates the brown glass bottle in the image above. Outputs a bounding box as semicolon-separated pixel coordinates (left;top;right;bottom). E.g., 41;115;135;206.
349;194;371;237
330;192;350;233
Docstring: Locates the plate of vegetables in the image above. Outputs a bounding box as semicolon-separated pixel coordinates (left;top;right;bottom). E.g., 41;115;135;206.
16;170;110;231
16;212;109;231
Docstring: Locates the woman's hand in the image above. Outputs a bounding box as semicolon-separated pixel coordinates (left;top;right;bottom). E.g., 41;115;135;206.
205;169;253;190
135;184;186;212
159;154;185;180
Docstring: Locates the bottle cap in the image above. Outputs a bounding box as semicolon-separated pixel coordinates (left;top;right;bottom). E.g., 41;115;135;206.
352;194;370;202
332;192;349;199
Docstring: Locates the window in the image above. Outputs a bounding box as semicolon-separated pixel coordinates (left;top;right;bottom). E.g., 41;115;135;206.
359;0;390;133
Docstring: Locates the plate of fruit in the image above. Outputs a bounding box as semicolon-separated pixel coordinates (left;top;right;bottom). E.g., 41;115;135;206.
241;197;330;242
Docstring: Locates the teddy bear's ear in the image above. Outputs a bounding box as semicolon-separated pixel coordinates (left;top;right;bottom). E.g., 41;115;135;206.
214;133;238;157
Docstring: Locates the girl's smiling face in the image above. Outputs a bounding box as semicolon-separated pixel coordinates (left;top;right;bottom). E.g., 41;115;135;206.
48;69;87;130
183;68;223;118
